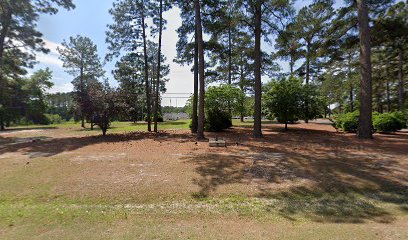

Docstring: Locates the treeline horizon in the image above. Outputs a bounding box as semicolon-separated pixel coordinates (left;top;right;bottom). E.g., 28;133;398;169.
0;0;407;138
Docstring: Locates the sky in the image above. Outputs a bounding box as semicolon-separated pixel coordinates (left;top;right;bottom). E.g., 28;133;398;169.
34;0;342;107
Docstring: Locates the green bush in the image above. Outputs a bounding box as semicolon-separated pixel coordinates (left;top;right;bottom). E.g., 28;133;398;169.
16;117;33;126
333;111;359;132
373;112;404;132
392;111;407;129
204;109;232;132
45;114;63;124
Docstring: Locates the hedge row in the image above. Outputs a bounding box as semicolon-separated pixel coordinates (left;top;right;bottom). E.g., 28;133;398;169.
333;111;407;133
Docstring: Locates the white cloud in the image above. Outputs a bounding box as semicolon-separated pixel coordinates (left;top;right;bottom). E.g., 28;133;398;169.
48;83;73;93
36;52;63;67
43;38;64;54
36;38;64;67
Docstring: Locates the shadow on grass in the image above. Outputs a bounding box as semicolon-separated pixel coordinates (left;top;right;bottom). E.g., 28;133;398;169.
0;131;195;159
0;126;57;132
182;127;408;223
130;121;188;126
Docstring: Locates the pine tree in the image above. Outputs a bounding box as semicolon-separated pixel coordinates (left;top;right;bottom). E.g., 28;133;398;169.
106;0;153;131
0;0;74;130
57;35;105;128
239;0;293;138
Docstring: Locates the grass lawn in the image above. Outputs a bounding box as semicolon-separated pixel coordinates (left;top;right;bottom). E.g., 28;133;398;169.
0;120;407;239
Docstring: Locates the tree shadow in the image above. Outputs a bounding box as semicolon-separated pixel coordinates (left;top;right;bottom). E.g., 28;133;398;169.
0;126;57;133
128;121;188;127
182;126;408;223
0;131;195;159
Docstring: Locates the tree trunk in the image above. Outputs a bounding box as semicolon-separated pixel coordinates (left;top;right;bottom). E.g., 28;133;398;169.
79;54;85;128
0;8;11;69
253;0;263;138
228;23;232;85
141;1;151;132
376;93;382;113
304;41;311;124
350;86;354;112
290;56;294;75
227;20;233;117
0;10;12;130
348;52;354;112
239;55;245;122
0;115;4;131
356;0;373;139
154;0;163;133
191;25;199;133
398;49;405;111
195;0;205;140
386;79;391;112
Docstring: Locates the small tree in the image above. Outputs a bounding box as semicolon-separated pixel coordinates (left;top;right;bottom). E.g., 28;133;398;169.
204;85;245;131
92;84;122;136
264;77;303;130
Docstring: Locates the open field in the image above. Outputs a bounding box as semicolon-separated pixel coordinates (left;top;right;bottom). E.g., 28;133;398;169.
0;120;407;239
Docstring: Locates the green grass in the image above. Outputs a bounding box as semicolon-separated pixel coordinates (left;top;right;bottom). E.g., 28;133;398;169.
1;194;406;239
6;120;190;134
6;119;278;135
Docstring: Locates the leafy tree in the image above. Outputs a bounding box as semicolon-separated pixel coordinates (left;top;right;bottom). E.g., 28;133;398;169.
91;82;124;136
0;0;74;129
46;92;74;121
205;85;245;116
58;35;105;128
113;52;146;122
292;0;334;123
264;77;303;130
204;85;244;131
24;68;54;124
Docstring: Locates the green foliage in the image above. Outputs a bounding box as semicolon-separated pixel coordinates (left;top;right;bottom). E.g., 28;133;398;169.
301;84;325;121
333;111;359;132
45;114;63;125
392;111;407;129
58;35;105;125
334;111;406;133
204;85;244;131
204;109;232;132
373;112;406;132
92;85;124;136
263;77;303;129
46;92;74;121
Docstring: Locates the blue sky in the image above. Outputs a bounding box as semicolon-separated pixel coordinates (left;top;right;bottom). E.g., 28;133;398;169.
34;0;343;106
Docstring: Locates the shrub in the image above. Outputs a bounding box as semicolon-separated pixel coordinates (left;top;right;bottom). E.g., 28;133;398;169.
16;117;33;126
373;112;404;132
333;111;359;132
204;109;232;132
392;111;407;129
45;114;63;124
